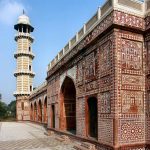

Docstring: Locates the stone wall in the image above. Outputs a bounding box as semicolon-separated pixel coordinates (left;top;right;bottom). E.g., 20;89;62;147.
29;84;47;123
29;0;150;149
45;8;146;149
16;95;30;121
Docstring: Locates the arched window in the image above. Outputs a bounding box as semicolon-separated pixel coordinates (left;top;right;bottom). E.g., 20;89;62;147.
21;102;24;110
30;85;32;92
29;65;31;71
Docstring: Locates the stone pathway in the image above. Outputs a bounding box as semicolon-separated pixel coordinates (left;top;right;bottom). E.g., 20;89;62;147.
0;122;77;150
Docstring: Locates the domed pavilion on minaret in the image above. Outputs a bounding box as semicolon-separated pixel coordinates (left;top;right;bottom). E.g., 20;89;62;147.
14;11;35;121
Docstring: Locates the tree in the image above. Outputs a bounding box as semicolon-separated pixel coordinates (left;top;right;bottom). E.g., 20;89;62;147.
0;100;16;120
8;100;16;118
0;101;8;119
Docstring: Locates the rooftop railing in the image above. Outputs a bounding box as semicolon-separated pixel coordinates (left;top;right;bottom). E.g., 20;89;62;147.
30;81;47;96
15;32;34;38
14;50;35;58
15;32;34;41
14;91;30;96
47;0;145;72
14;69;35;77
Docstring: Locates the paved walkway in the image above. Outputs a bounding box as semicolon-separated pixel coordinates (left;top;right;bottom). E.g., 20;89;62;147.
0;122;77;150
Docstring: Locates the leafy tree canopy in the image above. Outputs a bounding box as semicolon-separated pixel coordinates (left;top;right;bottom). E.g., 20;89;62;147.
0;100;16;120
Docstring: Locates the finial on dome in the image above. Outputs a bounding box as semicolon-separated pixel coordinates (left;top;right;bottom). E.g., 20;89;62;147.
14;9;34;32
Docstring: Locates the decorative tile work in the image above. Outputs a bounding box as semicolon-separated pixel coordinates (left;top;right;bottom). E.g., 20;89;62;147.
76;98;86;137
121;91;143;114
99;41;112;77
85;80;98;92
122;74;143;90
100;92;111;114
98;119;113;145
147;41;150;71
100;75;111;92
47;12;113;77
119;120;144;144
147;92;150;113
35;8;147;149
77;85;85;97
85;52;96;82
145;16;150;30
121;39;143;74
77;61;84;84
146;78;150;91
146;120;150;141
115;30;146;147
114;11;144;29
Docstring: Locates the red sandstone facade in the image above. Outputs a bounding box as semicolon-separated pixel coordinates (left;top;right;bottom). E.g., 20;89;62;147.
28;0;150;149
29;82;47;124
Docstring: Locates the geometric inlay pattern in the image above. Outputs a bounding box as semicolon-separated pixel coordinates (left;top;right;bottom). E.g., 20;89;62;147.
120;120;144;144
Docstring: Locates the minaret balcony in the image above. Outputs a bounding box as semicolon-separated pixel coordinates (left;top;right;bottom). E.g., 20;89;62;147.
14;51;35;59
14;69;35;77
13;91;30;96
15;32;34;42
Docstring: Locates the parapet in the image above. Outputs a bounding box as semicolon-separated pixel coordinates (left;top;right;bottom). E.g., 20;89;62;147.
47;0;146;72
30;81;47;98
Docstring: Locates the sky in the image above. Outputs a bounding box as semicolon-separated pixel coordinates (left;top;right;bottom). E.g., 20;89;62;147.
0;0;105;104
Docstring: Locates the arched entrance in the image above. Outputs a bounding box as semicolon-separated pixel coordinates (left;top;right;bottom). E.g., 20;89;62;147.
86;97;98;139
38;100;42;122
30;103;33;121
60;76;76;134
44;97;47;123
34;102;37;121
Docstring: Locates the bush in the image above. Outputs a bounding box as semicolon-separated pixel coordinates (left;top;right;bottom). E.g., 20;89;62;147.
0;100;16;121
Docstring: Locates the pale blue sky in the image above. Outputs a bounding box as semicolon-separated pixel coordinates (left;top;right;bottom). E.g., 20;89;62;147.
0;0;105;103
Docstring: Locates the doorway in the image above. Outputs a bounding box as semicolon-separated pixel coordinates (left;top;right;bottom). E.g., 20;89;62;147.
60;76;76;134
51;105;55;128
87;97;98;139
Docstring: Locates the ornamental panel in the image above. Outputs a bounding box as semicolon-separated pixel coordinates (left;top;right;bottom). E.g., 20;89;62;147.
100;91;111;114
121;91;143;114
85;52;96;82
99;40;112;77
121;39;143;74
122;74;143;90
77;61;84;84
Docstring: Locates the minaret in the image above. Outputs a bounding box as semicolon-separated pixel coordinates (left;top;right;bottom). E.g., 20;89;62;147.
14;11;35;121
